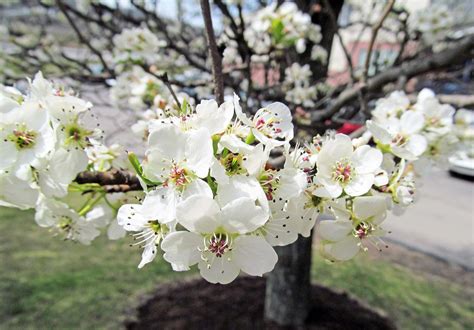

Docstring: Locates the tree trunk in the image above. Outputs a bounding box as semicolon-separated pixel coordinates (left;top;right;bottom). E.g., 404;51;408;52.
264;235;313;326
264;1;344;326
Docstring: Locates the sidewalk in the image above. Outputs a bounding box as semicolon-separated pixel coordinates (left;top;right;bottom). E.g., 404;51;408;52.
385;171;474;270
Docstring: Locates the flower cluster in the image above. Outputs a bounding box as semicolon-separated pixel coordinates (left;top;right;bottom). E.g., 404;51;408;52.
115;88;456;282
113;27;166;67
109;66;193;133
222;2;324;64
0;73;458;284
368;89;457;170
409;4;454;51
0;73;128;244
284;63;318;107
110;66;166;111
117;95;300;283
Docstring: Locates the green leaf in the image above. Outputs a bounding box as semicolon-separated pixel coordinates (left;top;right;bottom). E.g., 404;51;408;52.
212;134;221;155
206;175;217;197
270;18;285;43
180;98;189;115
128;152;143;176
127;152;161;187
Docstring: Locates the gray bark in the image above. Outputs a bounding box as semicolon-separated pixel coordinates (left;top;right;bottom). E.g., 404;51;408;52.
264;236;313;326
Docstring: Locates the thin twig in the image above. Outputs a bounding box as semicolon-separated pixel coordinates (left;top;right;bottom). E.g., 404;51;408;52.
145;69;183;109
322;0;355;83
362;0;395;83
56;0;113;76
200;0;225;104
394;9;410;65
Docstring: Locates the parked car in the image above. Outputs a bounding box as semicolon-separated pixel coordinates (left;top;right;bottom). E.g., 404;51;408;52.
449;109;474;177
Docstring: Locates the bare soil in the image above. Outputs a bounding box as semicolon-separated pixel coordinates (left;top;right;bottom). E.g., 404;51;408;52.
124;242;472;330
124;276;396;330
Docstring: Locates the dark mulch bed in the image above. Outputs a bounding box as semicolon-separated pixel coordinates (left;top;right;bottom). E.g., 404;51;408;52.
125;277;396;330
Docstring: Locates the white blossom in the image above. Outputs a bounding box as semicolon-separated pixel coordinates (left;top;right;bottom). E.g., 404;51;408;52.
368;111;427;160
314;134;383;198
319;196;387;261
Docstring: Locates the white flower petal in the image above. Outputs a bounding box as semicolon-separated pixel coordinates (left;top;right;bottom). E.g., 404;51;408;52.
182;178;213;200
198;255;240;284
142;186;177;223
138;244;158;268
219;134;254;154
264;205;302;246
185;128;213;178
276;168;308;200
117;204;148;231
344;173;374;196
326;198;351;221
367;121;392;145
210;158;229;185
242;143;267;176
147;124;186;161
351;145;383;174
316;134;353;176
0;174;38;210
400;111;424;134
313;176;343;198
195;99;233;135
107;220;127;240
406;134;427;158
176;195;220;233
318;220;353;241
233;235;278;276
39;148;88;198
323;236;360;261
219;197;268;234
161;231;202;271
374;170;389;187
353;196;387;222
0;134;17;170
233;93;252;126
217;175;269;213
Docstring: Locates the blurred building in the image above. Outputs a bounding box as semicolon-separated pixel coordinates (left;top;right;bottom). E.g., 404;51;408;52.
328;0;473;84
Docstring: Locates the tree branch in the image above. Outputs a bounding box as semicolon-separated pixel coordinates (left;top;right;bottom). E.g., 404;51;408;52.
311;35;474;122
75;169;141;193
322;0;355;83
144;69;182;109
200;0;225;104
56;0;114;77
361;0;395;83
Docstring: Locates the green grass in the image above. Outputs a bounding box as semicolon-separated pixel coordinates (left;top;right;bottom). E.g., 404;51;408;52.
312;257;474;329
0;207;183;329
1;207;473;329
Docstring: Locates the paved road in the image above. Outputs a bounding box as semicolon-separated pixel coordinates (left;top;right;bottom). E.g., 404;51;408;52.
81;86;474;269
82;86;144;153
385;171;474;270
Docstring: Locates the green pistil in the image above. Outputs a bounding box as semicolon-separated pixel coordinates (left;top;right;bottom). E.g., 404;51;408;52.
245;131;256;145
148;220;170;236
64;122;92;148
58;216;73;231
220;153;246;175
375;141;392;154
310;195;323;208
148;220;161;233
8;126;37;150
